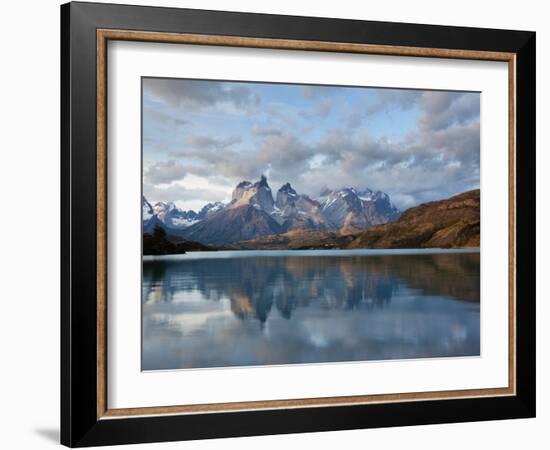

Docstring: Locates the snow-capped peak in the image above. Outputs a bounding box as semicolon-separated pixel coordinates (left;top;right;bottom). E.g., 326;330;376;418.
142;196;154;221
230;175;275;211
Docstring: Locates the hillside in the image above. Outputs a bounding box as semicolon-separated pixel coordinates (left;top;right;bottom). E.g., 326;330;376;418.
348;189;480;249
223;229;359;250
181;204;283;246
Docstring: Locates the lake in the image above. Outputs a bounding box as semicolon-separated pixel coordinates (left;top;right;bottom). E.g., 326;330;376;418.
142;249;480;370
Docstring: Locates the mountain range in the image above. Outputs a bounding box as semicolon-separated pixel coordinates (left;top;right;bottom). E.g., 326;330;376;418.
143;175;400;246
348;189;480;249
225;189;480;250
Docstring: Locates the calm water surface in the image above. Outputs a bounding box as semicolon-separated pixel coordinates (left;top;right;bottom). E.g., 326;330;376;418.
142;249;480;370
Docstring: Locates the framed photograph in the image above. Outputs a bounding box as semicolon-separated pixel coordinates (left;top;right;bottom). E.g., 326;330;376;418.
61;2;536;447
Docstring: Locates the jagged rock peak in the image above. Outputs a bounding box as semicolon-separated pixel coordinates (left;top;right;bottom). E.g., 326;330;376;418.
275;182;299;211
142;196;156;229
231;175;274;211
148;200;200;229
278;182;297;195
142;196;153;216
319;187;400;229
198;201;225;220
236;180;253;189
255;174;269;187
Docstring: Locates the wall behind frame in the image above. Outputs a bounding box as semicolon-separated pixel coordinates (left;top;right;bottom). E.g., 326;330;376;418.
0;0;545;449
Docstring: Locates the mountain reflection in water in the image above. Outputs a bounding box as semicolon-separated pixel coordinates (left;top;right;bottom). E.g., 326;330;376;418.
142;250;480;370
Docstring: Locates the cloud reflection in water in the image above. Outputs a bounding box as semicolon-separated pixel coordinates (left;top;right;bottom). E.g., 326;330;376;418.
142;251;480;370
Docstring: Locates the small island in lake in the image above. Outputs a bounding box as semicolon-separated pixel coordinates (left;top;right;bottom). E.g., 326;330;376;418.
143;226;215;255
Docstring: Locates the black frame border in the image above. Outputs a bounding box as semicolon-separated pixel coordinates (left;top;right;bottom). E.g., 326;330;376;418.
61;2;536;447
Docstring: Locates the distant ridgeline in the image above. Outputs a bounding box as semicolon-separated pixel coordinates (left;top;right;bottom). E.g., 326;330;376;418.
142;175;480;253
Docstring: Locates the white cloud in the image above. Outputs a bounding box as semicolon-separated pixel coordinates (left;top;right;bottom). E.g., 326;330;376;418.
143;80;480;211
144;160;186;185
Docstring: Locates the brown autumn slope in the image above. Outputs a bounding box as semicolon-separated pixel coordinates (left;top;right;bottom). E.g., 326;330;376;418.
223;229;359;250
348;189;480;249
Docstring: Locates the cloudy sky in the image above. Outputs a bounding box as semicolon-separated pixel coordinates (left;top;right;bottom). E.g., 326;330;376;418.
143;77;480;212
